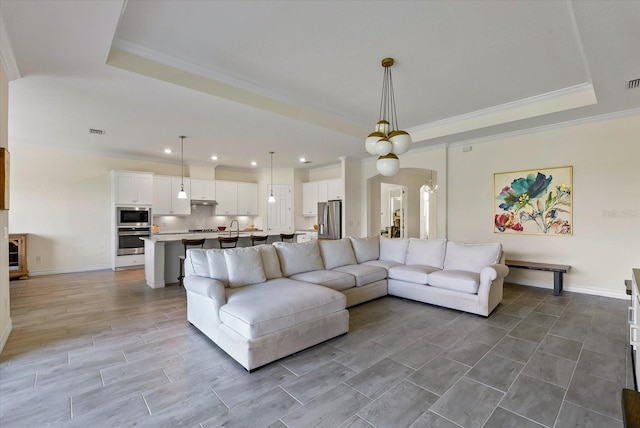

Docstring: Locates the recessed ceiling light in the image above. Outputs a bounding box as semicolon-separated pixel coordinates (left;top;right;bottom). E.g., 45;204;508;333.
299;157;306;163
211;155;218;161
164;149;172;154
251;161;257;166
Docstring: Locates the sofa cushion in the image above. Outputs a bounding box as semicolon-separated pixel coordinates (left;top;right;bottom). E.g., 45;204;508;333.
273;241;324;277
405;238;447;269
206;249;229;287
185;248;209;277
224;247;266;288
388;265;440;285
363;259;403;273
289;270;355;291
332;264;387;287
220;278;346;339
318;238;357;270
348;236;380;263
428;270;480;294
443;242;502;273
258;245;282;280
379;236;409;264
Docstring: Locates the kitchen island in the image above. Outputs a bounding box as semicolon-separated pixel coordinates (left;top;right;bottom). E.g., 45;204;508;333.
140;231;291;288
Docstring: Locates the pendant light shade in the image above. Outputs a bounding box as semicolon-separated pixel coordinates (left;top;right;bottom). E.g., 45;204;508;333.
366;58;412;176
268;151;276;203
377;153;400;177
177;136;187;199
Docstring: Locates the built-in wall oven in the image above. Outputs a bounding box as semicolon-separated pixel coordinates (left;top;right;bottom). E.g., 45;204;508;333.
116;207;151;255
117;227;150;255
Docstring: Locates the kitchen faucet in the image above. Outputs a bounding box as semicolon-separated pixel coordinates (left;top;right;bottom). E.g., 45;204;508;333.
229;219;239;236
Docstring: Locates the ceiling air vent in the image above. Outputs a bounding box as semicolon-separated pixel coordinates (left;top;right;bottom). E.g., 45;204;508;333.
89;128;105;135
628;78;640;89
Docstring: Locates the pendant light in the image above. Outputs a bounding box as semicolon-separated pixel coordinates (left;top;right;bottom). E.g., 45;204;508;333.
425;170;438;193
366;58;412;177
268;151;276;203
177;135;187;199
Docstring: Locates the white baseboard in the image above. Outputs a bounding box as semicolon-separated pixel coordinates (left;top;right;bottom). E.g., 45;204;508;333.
508;279;629;300
0;318;12;353
29;264;112;276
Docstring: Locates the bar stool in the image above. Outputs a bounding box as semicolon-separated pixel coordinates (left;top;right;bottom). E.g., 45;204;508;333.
250;235;268;246
280;233;295;242
178;238;206;287
218;235;239;249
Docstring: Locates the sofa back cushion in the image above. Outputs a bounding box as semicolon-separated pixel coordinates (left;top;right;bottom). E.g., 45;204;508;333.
348;236;380;263
405;238;447;268
258;245;283;280
185;248;209;277
206;249;229;287
224;247;266;288
379;236;409;264
318;238;357;270
273;241;324;277
443;241;502;273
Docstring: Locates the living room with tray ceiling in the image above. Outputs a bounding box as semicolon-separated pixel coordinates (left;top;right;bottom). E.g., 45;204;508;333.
0;0;639;350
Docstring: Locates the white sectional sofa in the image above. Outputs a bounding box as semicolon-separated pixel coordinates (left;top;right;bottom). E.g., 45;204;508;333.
183;236;508;371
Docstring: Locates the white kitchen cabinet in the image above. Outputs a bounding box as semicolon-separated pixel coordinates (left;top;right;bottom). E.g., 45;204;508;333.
153;175;191;215
302;181;318;216
113;171;153;205
237;182;258;215
215;181;238;215
296;231;318;243
190;179;216;201
326;178;343;201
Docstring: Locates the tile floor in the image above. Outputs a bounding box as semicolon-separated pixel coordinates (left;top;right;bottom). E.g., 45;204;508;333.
0;269;631;427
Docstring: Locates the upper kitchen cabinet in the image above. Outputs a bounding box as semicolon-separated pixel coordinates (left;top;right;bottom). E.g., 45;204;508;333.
302;181;318;216
326;178;343;201
153;175;191;215
215;181;238;215
237;182;259;216
112;170;153;205
190;179;216;201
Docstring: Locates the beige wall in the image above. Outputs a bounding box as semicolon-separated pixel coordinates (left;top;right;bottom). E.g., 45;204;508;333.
361;112;640;298
0;63;10;352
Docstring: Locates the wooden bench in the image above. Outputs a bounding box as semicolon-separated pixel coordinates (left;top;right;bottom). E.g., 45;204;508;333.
505;260;571;296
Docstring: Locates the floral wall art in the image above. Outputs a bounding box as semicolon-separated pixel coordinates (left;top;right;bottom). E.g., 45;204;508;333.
494;166;572;235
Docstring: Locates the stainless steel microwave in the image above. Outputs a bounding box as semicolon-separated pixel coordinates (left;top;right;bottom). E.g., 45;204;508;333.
117;207;151;227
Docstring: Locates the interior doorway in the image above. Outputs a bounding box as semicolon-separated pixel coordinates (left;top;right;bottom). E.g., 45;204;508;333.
267;184;291;234
381;183;405;238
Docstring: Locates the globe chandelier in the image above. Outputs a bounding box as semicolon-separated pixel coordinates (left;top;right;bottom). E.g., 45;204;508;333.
365;58;412;176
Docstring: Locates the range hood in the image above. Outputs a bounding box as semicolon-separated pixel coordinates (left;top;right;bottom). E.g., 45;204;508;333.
190;199;217;206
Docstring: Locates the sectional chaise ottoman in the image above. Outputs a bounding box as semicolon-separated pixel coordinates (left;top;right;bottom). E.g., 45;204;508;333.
183;236;509;371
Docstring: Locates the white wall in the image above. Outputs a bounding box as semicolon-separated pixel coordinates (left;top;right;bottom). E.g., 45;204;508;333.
0;63;11;352
361;112;640;298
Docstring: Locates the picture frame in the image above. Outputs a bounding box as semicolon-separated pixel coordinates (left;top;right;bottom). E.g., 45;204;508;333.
494;165;572;236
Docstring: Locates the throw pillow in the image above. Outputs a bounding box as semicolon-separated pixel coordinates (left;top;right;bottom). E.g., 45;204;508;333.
206;249;229;286
273;241;324;277
348;236;380;263
258;245;283;280
405;238;447;268
379;236;409;264
224;247;266;288
318;238;357;270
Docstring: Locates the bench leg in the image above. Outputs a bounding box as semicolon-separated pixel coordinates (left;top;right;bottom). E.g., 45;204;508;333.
553;271;563;296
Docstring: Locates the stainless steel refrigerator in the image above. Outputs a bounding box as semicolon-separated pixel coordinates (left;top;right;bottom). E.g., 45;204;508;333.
317;200;342;240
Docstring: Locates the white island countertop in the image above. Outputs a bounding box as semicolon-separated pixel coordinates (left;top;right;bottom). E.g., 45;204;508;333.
143;231;271;242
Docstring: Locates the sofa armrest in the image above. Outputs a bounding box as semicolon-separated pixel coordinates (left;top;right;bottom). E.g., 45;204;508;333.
183;275;226;313
480;264;510;284
477;264;509;316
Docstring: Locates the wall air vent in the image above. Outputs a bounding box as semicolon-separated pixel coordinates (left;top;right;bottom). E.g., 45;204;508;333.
628;78;640;89
89;128;105;135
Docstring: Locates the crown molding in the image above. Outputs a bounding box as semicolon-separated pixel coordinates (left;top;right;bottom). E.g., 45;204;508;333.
0;14;21;81
408;83;597;143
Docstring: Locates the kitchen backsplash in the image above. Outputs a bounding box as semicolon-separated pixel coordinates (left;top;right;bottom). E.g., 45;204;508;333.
153;208;262;233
